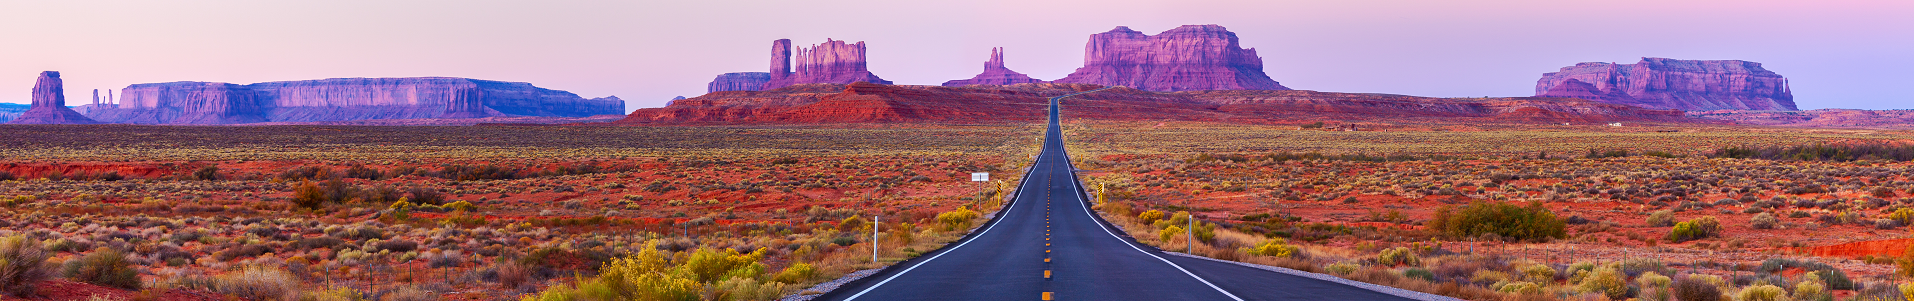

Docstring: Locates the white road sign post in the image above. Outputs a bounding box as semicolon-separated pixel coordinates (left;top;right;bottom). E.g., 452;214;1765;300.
971;172;990;206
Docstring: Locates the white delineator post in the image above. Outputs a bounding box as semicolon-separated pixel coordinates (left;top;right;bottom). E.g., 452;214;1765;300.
873;215;880;263
1187;215;1194;252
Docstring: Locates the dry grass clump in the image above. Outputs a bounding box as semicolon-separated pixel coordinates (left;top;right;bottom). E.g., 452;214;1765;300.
163;266;302;300
0;235;53;297
62;248;140;290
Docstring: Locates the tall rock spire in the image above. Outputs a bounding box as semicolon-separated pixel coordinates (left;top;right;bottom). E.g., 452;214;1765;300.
943;47;1043;87
7;71;101;124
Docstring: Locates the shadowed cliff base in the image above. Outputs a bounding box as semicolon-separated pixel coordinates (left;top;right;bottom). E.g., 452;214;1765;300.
614;82;1698;126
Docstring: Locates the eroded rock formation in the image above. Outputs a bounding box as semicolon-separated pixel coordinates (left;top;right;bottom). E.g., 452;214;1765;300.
7;71;101;124
617;82;1686;125
1051;25;1289;92
943;47;1044;87
761;39;891;90
1535;58;1795;111
87;77;622;124
708;72;771;93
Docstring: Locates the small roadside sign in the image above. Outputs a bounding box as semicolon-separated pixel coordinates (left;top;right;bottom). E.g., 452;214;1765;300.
970;172;989;182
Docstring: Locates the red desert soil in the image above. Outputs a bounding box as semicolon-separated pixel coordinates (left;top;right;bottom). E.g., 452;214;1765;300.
0;280;220;301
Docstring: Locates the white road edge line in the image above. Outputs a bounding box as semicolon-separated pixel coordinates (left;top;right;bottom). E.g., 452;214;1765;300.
1057;109;1245;299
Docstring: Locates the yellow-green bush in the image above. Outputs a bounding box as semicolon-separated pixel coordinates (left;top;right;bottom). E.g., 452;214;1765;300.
1518;264;1556;283
525;243;776;301
1376;247;1419;267
936;208;980;231
771;263;817;284
1158;225;1184;242
1578;267;1627;300
1244;238;1299;258
1668;216;1721;242
1137;210;1165;224
1737;284;1786;301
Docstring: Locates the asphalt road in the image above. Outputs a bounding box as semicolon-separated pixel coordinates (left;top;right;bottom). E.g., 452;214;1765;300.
814;89;1414;301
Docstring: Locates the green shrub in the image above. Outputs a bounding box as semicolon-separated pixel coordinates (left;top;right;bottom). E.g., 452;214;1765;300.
1751;213;1778;229
1793;273;1830;301
1667;216;1721;242
1637;271;1672;301
1671;275;1721;301
0;235;53;297
1325;262;1359;275
1376;247;1419;266
1518;264;1556;283
63;248;139;290
1647;210;1676;227
1426;201;1566;242
1578;267;1628;300
1402;268;1435;281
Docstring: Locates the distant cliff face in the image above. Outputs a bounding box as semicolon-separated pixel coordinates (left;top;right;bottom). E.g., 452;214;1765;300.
88;77;622;124
761;39;892;90
8;71;101;124
943;47;1044;87
1051;25;1290;92
709;72;771;93
1535;58;1795;111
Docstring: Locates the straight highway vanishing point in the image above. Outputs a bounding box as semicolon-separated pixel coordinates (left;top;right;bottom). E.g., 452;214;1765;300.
817;88;1418;301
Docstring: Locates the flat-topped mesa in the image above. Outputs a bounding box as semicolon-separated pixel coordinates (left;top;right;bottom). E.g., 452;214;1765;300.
760;39;891;90
88;77;622;124
708;72;771;93
943;47;1044;87
1535;58;1795;111
1052;25;1290;92
7;71;101;124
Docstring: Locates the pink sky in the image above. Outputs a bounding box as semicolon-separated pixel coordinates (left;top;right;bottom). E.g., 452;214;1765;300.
2;0;1909;111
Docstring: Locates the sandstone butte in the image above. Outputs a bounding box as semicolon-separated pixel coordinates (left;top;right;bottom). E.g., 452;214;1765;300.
942;47;1044;87
708;72;771;93
1534;58;1796;111
613;82;1690;125
1051;25;1290;92
760;39;892;90
86;77;623;125
7;71;102;124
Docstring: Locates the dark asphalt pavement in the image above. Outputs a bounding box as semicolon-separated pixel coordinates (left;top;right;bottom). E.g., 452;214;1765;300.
814;89;1414;301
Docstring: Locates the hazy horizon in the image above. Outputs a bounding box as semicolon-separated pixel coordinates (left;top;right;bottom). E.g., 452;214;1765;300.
3;0;1909;112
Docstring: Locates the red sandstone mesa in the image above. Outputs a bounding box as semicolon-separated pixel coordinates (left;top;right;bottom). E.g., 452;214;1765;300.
86;77;623;125
1051;25;1290;92
617;82;1687;125
1535;58;1795;111
943;47;1044;87
7;71;102;124
708;72;771;93
760;39;892;90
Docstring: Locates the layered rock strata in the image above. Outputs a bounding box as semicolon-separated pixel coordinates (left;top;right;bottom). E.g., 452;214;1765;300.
708;72;771;93
1052;25;1290;92
943;47;1044;86
1535;58;1795;111
617;82;1687;125
7;71;101;124
88;77;622;124
761;39;891;90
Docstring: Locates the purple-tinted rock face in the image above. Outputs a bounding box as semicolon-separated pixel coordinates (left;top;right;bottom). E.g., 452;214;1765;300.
1052;25;1289;92
761;39;891;90
87;77;623;124
7;71;101;124
708;72;771;93
1535;58;1795;111
943;47;1044;87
